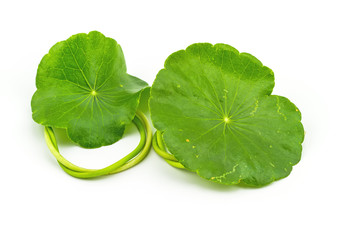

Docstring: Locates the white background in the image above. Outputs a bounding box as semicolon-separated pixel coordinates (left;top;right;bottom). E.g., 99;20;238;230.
1;0;359;239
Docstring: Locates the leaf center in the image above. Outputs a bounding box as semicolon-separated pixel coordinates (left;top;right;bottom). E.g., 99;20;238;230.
224;117;230;124
91;90;97;96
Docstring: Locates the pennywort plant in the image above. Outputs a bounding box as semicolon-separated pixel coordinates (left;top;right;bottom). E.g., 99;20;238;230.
32;32;304;186
31;31;152;178
149;43;304;186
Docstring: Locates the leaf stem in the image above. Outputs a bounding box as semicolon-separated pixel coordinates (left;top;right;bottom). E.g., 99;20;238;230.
152;131;185;169
44;111;152;178
110;111;152;173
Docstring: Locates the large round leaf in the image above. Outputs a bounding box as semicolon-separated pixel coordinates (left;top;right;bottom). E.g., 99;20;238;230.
150;43;304;186
31;31;148;148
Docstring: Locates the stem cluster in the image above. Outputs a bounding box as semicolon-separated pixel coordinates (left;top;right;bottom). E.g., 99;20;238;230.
44;112;152;179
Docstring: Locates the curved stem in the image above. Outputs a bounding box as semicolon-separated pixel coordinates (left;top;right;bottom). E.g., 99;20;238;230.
44;112;151;178
110;111;152;173
59;116;145;178
152;132;177;161
45;127;96;172
152;131;185;169
156;130;166;151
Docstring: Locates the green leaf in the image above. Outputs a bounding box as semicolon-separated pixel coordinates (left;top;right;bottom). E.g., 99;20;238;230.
149;43;304;186
31;31;148;148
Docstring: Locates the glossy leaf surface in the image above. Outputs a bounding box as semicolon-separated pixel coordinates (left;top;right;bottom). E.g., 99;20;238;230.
32;31;148;148
150;43;304;186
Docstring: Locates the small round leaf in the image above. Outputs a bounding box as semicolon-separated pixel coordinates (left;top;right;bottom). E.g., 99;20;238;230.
31;31;148;148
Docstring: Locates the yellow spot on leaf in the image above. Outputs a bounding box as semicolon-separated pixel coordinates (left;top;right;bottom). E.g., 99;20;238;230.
186;139;190;142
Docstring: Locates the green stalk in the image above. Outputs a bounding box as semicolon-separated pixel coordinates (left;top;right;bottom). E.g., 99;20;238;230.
110;111;152;173
152;131;185;169
45;127;94;172
44;112;152;178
